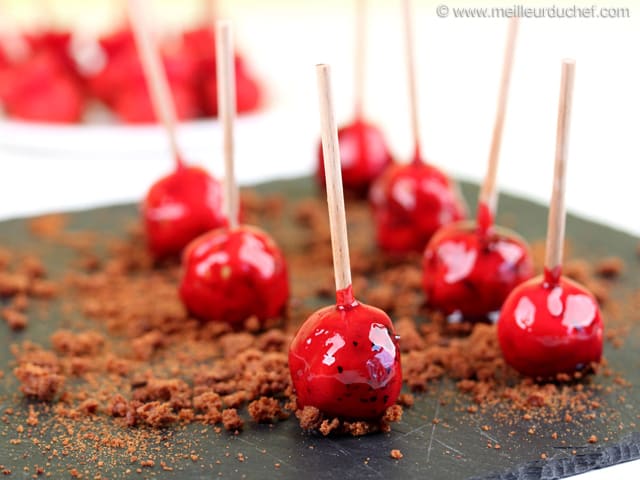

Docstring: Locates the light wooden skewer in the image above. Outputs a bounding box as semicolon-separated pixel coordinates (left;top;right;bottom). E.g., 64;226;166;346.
128;0;184;169
544;59;576;274
216;21;239;230
402;0;422;162
478;18;519;217
354;0;366;119
317;64;353;293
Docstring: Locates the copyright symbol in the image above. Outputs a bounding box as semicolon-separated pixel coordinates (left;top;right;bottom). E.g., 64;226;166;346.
436;4;449;17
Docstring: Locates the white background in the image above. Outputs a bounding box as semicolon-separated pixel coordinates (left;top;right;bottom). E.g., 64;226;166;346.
1;1;639;237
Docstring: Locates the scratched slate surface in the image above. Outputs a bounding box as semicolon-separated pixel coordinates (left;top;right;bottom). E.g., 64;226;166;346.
0;176;639;479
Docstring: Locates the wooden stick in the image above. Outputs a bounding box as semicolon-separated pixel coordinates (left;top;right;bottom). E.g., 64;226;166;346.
216;21;239;229
402;0;422;163
316;64;353;293
354;0;366;119
544;59;576;273
127;0;184;169
478;18;519;218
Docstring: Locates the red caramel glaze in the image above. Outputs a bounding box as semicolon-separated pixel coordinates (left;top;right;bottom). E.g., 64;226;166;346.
179;225;289;325
1;52;83;123
476;201;493;236
497;274;603;378
336;285;357;308
183;27;262;117
316;119;393;197
114;81;200;124
289;295;402;419
142;166;225;260
369;161;467;254
26;31;81;82
422;221;534;323
202;62;261;117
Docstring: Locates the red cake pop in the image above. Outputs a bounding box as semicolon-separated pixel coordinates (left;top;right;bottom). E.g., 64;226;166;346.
114;79;200;124
201;56;261;116
422;19;533;323
88;25;199;123
0;46;7;73
289;65;402;420
1;51;84;123
26;30;81;82
179;22;288;326
369;0;466;254
98;27;135;60
129;0;225;259
498;60;603;378
183;2;262;117
0;15;30;101
142;165;225;259
316;0;392;196
0;1;82;123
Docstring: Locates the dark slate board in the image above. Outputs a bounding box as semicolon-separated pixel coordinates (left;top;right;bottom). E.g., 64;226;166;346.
1;177;639;479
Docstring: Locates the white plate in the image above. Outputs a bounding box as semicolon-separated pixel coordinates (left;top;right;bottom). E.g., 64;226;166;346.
0;108;318;221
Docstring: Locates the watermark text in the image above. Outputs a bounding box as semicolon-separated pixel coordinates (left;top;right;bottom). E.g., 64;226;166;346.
436;4;631;19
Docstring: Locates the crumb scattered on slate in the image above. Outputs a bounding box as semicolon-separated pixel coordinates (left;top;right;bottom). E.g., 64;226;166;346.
390;449;404;459
0;189;637;475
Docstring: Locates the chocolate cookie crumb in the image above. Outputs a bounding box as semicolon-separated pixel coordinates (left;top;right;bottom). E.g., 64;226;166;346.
248;397;287;423
222;409;244;431
2;308;27;330
595;257;624;278
390;449;404;459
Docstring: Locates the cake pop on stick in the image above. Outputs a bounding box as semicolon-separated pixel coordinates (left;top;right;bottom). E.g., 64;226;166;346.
289;65;402;420
188;0;262;117
129;0;225;260
316;0;392;197
179;21;288;326
422;19;533;323
0;1;83;123
369;0;466;254
498;60;603;378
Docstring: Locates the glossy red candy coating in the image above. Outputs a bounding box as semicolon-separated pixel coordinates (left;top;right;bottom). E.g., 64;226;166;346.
497;273;603;378
1;52;83;123
422;221;534;322
370;162;467;254
185;28;262;117
182;27;216;65
88;43;197;114
114;82;200;123
0;50;7;80
201;58;261;116
316;119;393;197
142;166;225;259
179;225;289;325
289;292;402;420
26;31;81;81
98;28;136;59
